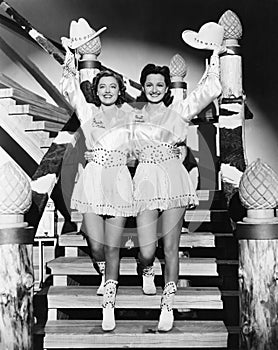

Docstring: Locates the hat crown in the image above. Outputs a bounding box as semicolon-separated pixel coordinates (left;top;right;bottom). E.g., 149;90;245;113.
182;21;224;50
70;18;95;39
66;17;107;49
196;22;224;46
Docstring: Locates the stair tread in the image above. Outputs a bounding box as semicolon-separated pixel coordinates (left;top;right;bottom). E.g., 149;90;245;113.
71;208;228;223
8;104;68;124
47;256;218;277
47;286;223;309
59;231;215;248
25;120;63;132
43;319;228;348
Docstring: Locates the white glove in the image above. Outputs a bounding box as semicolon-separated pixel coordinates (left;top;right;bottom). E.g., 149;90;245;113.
61;36;76;77
212;45;234;56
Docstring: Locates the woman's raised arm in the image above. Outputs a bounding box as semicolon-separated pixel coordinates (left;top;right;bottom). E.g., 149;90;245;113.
171;50;222;123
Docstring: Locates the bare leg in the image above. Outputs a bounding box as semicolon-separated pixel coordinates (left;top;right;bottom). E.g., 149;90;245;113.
136;210;158;294
102;215;126;332
104;216;127;281
136;210;158;265
82;213;105;294
161;207;186;284
158;207;185;332
82;212;105;261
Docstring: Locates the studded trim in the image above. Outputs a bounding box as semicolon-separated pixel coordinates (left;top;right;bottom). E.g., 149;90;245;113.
160;281;177;312
142;265;155;277
88;148;127;168
96;261;105;275
102;280;118;308
138;143;179;164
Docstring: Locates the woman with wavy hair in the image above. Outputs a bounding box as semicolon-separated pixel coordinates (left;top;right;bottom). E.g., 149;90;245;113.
60;42;134;331
132;49;222;332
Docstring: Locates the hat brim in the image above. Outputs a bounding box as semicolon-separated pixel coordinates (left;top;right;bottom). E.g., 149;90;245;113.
182;30;219;50
68;26;107;49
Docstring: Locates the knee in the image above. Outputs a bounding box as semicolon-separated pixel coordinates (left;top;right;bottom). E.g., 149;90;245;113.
90;242;104;257
139;249;155;265
104;245;120;259
163;244;179;260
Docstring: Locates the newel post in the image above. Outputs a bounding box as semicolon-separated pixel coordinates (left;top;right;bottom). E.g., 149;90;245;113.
235;159;278;349
169;53;188;161
77;30;102;87
0;161;34;349
218;10;246;205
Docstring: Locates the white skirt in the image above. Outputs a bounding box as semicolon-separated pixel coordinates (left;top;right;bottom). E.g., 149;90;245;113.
71;161;134;217
133;157;199;213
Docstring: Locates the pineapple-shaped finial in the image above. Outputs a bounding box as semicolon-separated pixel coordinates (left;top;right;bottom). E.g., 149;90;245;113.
239;158;278;210
0;161;32;228
219;10;243;41
169;54;188;79
0;162;32;214
77;37;102;56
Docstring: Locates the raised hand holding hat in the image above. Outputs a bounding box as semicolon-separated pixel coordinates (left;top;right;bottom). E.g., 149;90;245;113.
65;17;107;50
182;22;224;51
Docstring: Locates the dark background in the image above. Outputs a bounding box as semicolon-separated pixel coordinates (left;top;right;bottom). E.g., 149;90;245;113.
1;0;278;170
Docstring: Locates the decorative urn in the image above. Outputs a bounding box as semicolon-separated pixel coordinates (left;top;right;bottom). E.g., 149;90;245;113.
0;161;32;228
239;158;278;223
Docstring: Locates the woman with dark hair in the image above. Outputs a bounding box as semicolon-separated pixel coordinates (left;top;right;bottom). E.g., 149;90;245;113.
132;50;222;332
136;64;173;107
60;43;134;331
90;70;127;107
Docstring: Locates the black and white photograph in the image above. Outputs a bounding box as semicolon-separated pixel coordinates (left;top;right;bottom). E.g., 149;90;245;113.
0;1;278;349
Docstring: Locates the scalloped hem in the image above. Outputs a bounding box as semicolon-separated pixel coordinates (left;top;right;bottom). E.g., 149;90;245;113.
71;200;135;217
133;196;199;214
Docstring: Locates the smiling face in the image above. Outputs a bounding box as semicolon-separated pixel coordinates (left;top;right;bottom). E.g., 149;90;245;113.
97;76;120;106
143;73;168;104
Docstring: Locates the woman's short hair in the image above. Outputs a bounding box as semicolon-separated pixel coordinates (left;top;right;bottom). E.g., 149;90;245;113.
136;64;173;107
89;70;127;107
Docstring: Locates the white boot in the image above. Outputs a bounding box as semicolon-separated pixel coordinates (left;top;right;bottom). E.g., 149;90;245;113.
102;279;118;332
96;261;105;295
158;281;177;332
142;265;156;295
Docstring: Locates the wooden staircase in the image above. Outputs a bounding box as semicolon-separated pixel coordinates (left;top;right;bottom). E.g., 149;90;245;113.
0;74;238;348
0;75;69;290
34;189;239;349
0;73;68;161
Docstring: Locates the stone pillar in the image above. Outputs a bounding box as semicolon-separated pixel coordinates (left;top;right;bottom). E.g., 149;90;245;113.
0;161;34;350
235;159;278;349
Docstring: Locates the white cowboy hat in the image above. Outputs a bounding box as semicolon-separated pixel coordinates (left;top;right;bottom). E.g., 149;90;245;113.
182;22;224;50
67;18;107;49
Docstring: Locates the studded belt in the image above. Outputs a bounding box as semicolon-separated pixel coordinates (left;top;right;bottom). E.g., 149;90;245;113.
90;148;127;168
138;143;179;164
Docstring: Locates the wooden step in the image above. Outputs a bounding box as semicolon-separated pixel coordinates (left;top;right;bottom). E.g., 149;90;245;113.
25;120;63;133
43;319;228;348
8;104;68;124
185;209;228;222
71;209;228;224
58;231;215;248
39;137;56;148
0;104;44;164
47;256;218;279
195;189;227;210
0;74;46;102
47;285;223;310
1;87;70;118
